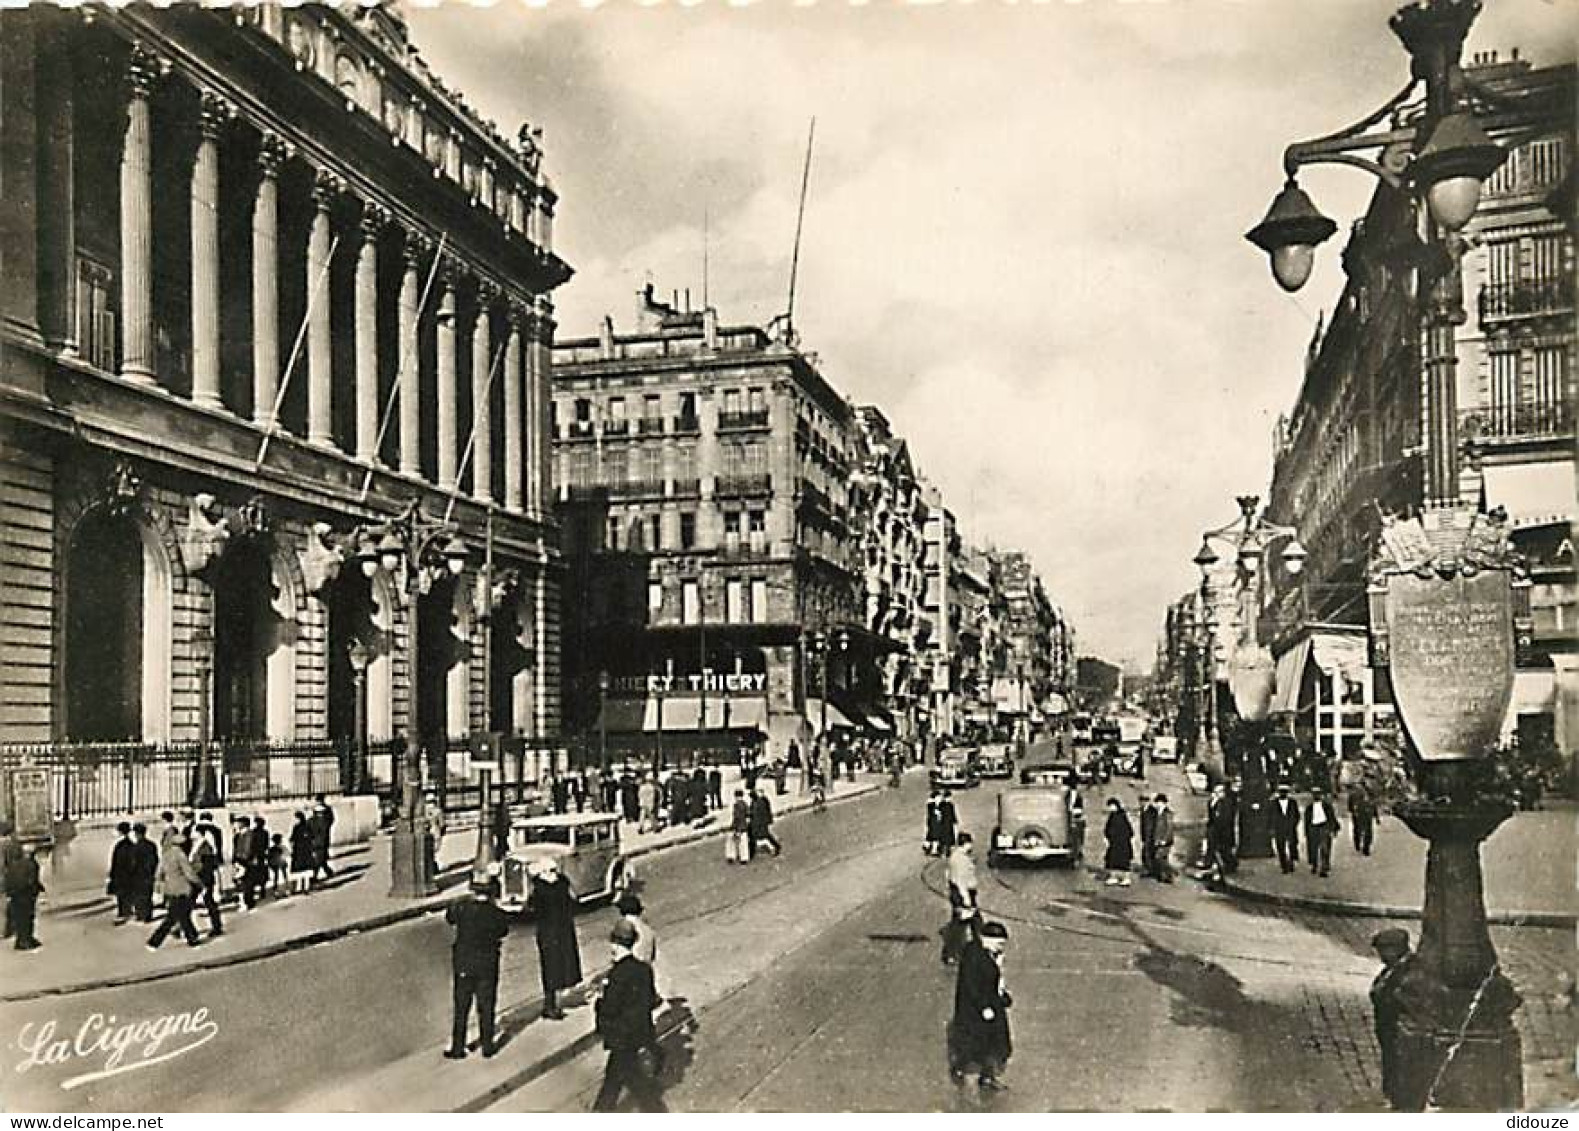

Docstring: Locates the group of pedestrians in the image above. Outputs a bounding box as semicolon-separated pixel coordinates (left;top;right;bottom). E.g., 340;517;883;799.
724;786;781;863
101;797;335;952
1270;782;1344;878
922;789;960;856
1100;794;1175;885
443;860;668;1112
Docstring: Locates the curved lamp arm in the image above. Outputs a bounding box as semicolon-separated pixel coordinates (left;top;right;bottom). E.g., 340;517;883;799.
1282;77;1422;190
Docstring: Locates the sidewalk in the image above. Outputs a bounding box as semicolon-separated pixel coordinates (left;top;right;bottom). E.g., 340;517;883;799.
1223;803;1576;926
1;770;883;1002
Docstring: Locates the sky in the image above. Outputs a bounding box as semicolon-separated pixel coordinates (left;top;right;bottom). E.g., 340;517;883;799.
406;0;1574;669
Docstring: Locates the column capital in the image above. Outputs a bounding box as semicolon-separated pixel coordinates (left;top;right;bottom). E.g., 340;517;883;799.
475;277;500;307
197;91;235;139
126;46;169;101
530;295;555;343
507;302;532;333
257;132;293;176
311;168;345;209
360;203;391;241
402;229;433;270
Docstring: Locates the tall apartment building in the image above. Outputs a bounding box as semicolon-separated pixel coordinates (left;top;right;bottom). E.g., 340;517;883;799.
1262;52;1575;760
851;405;931;743
988;549;1075;730
551;287;866;759
0;5;569;810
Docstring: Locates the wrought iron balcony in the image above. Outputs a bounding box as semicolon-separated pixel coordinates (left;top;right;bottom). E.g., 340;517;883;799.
602;418;630;437
716;473;773;498
718;408;771;432
670;476;701;498
609;478;666;501
637;417;666;435
1477;277;1575;326
1460;400;1574;442
672;415;701;436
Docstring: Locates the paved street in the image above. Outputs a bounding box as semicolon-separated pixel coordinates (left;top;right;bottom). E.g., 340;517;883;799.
2;767;1572;1113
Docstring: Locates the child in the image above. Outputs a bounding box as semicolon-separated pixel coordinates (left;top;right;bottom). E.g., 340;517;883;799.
267;832;287;895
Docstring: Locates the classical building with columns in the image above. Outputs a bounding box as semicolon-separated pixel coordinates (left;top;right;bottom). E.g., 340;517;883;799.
0;5;569;814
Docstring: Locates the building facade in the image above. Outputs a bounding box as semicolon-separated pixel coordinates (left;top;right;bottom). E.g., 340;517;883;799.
987;549;1074;735
1262;53;1575;760
551;287;866;761
0;5;569;814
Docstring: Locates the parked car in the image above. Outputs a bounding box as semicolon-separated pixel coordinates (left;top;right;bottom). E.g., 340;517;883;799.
931;748;979;789
1151;735;1180;763
977;744;1014;779
498;813;631;912
989;777;1085;867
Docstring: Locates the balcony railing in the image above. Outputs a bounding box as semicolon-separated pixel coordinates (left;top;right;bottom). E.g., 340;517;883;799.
1460;400;1574;442
637;417;666;435
603;419;630;437
609;478;666;501
718;408;771;431
672;415;701;435
1478;278;1575;325
716;473;773;497
671;476;701;498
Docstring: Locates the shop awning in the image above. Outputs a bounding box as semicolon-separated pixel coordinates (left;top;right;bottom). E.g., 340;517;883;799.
1482;462;1575;529
599;696;768;734
864;713;893;733
1270;639;1312;715
1041;693;1070;716
805;698;856;734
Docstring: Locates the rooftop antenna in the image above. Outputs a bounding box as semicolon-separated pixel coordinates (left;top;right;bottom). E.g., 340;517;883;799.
785;117;816;334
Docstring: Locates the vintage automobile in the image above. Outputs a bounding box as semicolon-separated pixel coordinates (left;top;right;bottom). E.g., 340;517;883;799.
1151;735;1180;764
498;812;632;912
990;767;1085;866
931;748;979;789
976;744;1014;779
1076;743;1112;784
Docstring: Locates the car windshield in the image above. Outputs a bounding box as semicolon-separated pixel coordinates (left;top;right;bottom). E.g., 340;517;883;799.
518;825;573;846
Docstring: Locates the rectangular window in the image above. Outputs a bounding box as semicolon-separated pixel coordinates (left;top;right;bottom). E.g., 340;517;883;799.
682;580;700;625
726;578;745;623
641;446;664;483
723;511;742;537
605;448;629;484
748;386;766;414
723;388;742;416
1490;351;1521;424
607;397;626;423
606;515;622;552
751;578;769;624
575;398;592;422
643;393;661;419
647;514;661;550
680;512;696;550
1487;240;1519;288
679;392;697;422
1530;234;1563;283
548;400;559;438
748;509;767;534
648;580;664;616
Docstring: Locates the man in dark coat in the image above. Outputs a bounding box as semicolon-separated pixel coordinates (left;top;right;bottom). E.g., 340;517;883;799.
527;860;583;1020
666;775;686;829
551;775;570;815
949;920;1011;1091
689;768;708;822
707;766;724;810
1303;788;1339;878
620;772;640;823
0;820;22;940
1102;798;1134;886
444;871;512;1059
6;842;44;951
310;796;336;879
748;787;781;857
190;814;225;938
937;790;958;853
924;791;943;855
1349;783;1378;856
592;919;666;1111
1138;797;1159;879
1370;928;1419;1110
108;822;139;923
1206;785;1239;878
1271;783;1301;874
130;822;159;922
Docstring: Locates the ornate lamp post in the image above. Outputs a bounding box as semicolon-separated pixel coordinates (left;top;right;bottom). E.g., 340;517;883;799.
1249;0;1523;1108
347;636;374;797
354;501;469;899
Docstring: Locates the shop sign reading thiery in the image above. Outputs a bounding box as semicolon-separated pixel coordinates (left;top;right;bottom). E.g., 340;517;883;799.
609;671;770;696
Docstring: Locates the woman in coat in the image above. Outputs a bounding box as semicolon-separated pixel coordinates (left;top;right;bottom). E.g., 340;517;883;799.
288;811;316;894
527;859;583;1020
1103;797;1134;887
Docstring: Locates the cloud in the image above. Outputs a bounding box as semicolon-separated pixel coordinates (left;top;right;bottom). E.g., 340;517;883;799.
407;0;1575;665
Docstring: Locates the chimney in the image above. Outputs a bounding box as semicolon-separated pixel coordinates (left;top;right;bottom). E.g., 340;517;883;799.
599;315;615;360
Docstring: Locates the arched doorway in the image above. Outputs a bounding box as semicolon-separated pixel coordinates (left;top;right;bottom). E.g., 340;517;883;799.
64;511;144;740
415;574;468;780
211;539;295;742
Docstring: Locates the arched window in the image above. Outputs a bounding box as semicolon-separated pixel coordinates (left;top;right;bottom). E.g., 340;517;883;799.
65;512;143;741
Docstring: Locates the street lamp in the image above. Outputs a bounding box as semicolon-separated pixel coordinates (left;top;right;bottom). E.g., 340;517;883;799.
1250;0;1524;1108
354;501;470;899
597;670;610;775
347;636;375;797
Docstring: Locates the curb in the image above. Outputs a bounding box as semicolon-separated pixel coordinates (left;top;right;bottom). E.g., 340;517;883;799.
4;780;890;1004
1222;875;1577;928
623;780;883;864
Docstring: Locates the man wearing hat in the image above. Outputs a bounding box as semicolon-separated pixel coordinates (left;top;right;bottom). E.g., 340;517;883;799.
949;920;1012;1092
1271;783;1302;874
444;867;511;1059
1369;928;1418;1109
615;892;657;966
592;919;665;1111
1303;787;1340;878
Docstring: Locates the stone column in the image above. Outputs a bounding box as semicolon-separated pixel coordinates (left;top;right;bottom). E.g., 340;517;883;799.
119;50;162;385
436;265;458;489
531;295;555;516
190;92;230;409
470;281;495;502
354;205;384;462
503;307;525;512
397;235;423;476
306;171;338;447
252;134;286;427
